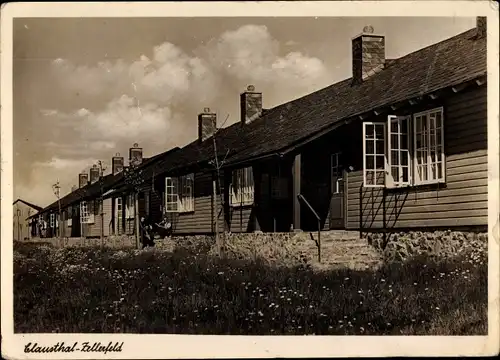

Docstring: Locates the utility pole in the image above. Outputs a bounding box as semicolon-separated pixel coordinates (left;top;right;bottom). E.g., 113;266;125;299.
52;180;62;239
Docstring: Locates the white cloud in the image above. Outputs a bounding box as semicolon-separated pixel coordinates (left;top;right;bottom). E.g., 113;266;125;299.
51;42;218;106
74;95;172;144
41;109;59;117
35;156;97;171
203;24;329;92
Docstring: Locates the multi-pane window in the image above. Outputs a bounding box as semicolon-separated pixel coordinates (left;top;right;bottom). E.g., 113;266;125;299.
125;194;135;219
165;173;194;213
115;197;123;232
50;213;55;228
180;174;194;212
165;177;179;212
80;201;94;224
362;107;445;188
67;208;73;227
363;122;386;187
331;152;343;194
230;167;254;206
414;109;445;185
387;115;411;187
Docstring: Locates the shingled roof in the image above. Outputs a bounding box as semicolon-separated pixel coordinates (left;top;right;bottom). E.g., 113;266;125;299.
221;27;487;166
101;26;487;191
35;172;123;216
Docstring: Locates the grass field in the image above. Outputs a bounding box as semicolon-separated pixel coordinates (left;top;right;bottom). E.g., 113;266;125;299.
14;241;487;335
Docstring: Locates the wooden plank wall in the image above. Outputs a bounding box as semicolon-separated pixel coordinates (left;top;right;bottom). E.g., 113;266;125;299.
173;171;225;234
346;86;487;229
103;198;112;236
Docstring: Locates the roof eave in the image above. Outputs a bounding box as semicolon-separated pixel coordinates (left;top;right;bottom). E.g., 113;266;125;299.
279;73;487;157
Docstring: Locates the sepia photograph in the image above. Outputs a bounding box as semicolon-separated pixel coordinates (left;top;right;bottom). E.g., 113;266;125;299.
1;1;499;359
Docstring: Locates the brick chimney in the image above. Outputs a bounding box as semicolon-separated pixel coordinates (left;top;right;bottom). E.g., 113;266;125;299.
198;108;217;142
112;153;124;175
476;16;486;39
78;172;89;188
89;164;100;184
129;143;143;167
240;85;262;125
352;25;385;83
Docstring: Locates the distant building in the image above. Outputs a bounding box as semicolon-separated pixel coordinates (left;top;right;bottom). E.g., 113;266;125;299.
13;199;43;241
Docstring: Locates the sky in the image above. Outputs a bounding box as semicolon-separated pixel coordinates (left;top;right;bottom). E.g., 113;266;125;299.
13;16;476;207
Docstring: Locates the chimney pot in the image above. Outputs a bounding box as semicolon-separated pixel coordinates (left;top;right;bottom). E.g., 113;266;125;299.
129;143;143;167
241;85;262;125
90;164;100;184
476;16;486;39
198;110;217;142
78;173;89;188
352;28;385;83
112;154;124;175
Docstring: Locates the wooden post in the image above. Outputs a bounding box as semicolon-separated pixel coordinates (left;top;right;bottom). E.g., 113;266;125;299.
317;219;321;263
100;200;104;249
134;193;140;249
213;178;220;255
292;153;301;231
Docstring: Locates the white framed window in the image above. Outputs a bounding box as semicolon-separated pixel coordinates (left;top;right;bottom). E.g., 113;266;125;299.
413;108;445;185
165;177;179;212
115;197;123;232
80;201;94;224
165;173;194;213
363;122;387;188
387;115;411;187
230;167;254;206
362;107;445;188
50;213;55;228
125;194;135;219
180;174;194;212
